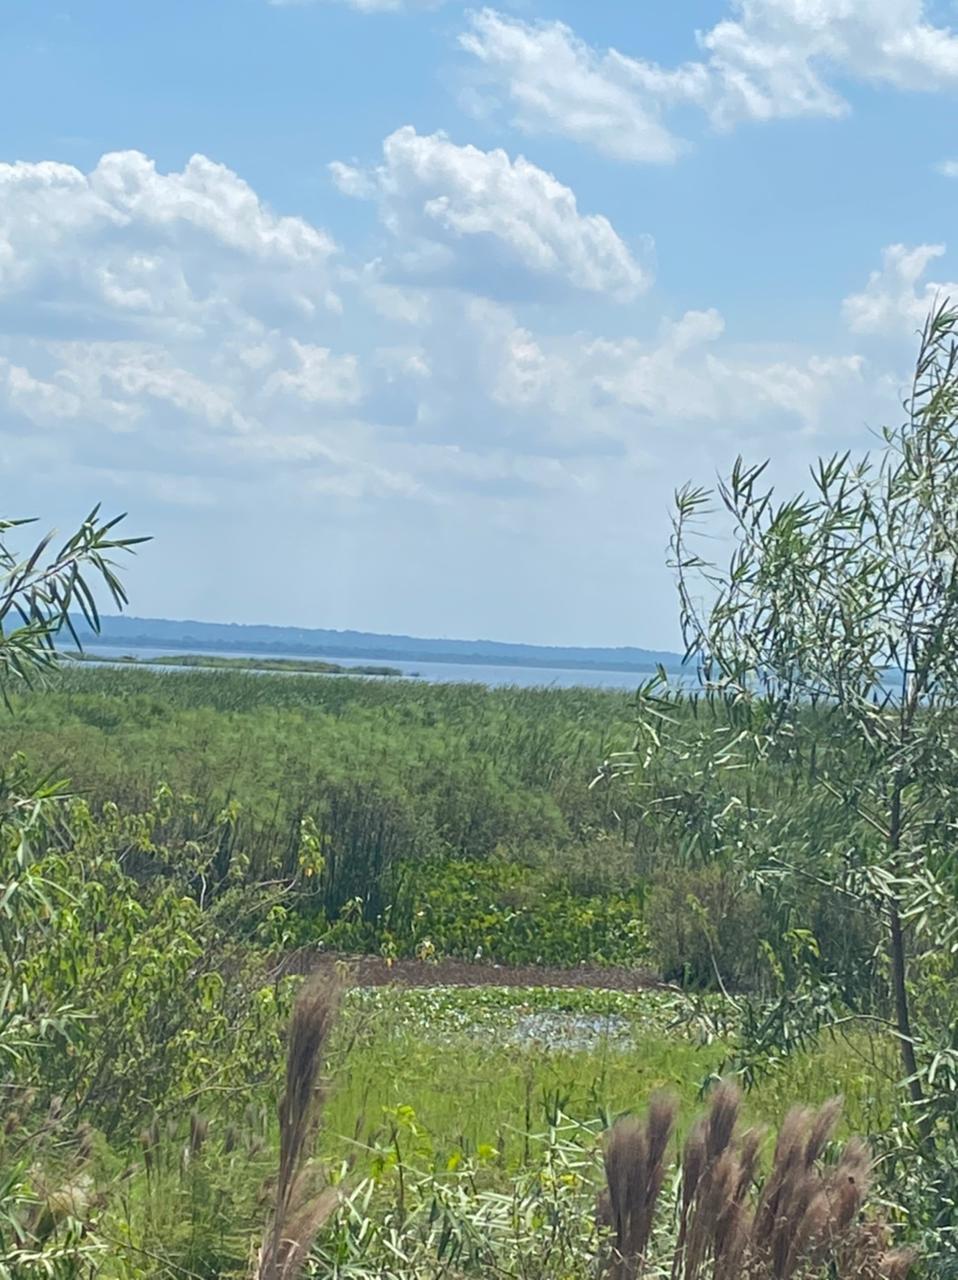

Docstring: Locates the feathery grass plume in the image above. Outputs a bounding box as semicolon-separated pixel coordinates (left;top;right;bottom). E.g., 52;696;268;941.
733;1125;762;1206
753;1103;810;1250
608;1088;914;1280
675;1083;742;1280
714;1127;760;1280
189;1111;209;1157
605;1116;647;1280
644;1092;676;1221
604;1093;678;1279
705;1081;739;1163
674;1117;707;1280
254;976;340;1280
686;1146;739;1280
804;1096;842;1166
752;1099;836;1278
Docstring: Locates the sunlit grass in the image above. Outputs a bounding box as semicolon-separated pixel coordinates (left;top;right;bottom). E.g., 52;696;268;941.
318;986;898;1177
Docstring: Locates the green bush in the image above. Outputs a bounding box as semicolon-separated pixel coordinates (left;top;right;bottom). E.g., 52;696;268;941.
646;864;767;990
396;858;648;967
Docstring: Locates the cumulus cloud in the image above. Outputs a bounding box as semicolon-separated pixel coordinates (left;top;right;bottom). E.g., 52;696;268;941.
585;317;866;430
0;356;82;424
356;289;873;468
458;9;698;163
265;341;363;405
330;126;650;299
0;144;901;545
0;150;381;500
56;343;258;433
842;244;958;335
562;311;864;437
937;159;958;178
0;151;340;338
702;0;958;126
460;2;958;160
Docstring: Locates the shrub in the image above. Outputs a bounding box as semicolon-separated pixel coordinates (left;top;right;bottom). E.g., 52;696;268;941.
646;864;767;990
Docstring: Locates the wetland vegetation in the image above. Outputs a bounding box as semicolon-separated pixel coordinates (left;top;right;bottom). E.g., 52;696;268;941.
3;310;958;1277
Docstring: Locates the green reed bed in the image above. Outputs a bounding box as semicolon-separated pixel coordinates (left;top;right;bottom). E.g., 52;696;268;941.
0;664;877;986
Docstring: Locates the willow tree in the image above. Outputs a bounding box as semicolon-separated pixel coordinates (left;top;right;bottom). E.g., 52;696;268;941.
671;301;958;1125
1;505;145;1074
0;505;145;694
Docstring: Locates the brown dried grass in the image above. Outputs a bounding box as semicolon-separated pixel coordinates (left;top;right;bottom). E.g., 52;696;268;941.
253;977;340;1280
603;1082;915;1280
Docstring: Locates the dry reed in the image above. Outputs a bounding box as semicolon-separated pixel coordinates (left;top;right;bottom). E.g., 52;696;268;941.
603;1082;915;1280
253;977;340;1280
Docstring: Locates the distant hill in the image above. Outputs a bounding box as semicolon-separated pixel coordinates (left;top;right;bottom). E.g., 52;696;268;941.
70;615;686;673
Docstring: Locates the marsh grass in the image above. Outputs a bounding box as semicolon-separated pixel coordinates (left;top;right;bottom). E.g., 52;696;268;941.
0;666;929;1276
0;665;883;987
1;981;904;1278
321;987;897;1168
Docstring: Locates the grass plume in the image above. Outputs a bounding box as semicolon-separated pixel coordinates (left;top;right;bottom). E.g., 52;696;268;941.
603;1082;915;1280
254;977;340;1280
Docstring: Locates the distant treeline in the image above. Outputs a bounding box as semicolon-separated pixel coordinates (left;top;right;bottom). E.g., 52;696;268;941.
68;614;686;672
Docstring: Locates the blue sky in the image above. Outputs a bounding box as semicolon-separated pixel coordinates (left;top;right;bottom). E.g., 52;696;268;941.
2;0;957;648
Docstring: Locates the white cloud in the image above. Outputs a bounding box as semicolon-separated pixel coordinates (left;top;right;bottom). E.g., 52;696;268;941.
587;324;865;429
460;3;958;160
81;345;257;431
0;151;340;337
937;159;958;177
458;9;697;163
0;356;82;423
361;290;872;465
562;310;864;436
842;243;958;335
0;151;378;500
0;144;902;563
265;341;363;404
331;126;650;299
703;0;958;126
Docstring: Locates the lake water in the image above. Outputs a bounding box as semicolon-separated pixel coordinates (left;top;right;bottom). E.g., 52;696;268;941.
79;644;675;691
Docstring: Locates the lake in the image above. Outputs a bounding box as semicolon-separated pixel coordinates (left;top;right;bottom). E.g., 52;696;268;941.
79;644;676;691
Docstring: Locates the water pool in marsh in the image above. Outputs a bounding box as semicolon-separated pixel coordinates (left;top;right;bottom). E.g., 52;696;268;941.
344;985;727;1053
508;1009;632;1051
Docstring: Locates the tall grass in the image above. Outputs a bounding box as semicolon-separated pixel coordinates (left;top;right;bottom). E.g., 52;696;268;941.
0;665;883;988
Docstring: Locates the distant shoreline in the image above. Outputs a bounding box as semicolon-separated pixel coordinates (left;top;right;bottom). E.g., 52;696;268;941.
74;630;686;675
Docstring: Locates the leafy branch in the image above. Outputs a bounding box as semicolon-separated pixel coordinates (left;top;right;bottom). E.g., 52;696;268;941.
0;506;148;697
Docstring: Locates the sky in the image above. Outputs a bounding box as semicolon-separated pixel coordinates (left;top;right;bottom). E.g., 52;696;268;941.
1;0;957;650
